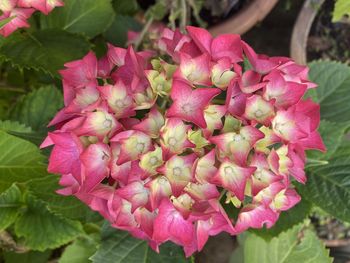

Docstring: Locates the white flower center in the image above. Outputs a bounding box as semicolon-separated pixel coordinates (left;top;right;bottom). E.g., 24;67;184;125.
149;156;158;165
181;103;192;114
103;119;112;128
254;109;264;118
233;134;244;142
136;142;145;152
173;167;182;176
168;137;177;146
224;166;235;176
158;177;167;185
115;99;125;108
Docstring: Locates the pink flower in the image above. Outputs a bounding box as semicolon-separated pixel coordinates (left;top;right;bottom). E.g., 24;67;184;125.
0;8;34;37
166;79;221;128
187;26;243;63
44;26;325;257
0;0;63;37
18;0;64;15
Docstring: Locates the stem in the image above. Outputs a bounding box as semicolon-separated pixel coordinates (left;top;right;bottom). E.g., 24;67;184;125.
134;16;154;51
180;0;188;32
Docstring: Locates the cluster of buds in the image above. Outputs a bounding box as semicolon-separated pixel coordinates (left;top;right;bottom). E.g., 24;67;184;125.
0;0;63;37
43;26;325;256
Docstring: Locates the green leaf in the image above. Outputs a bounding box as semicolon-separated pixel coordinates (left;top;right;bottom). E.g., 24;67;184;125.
298;143;350;223
0;131;47;192
234;225;332;263
333;0;350;21
112;0;140;15
41;0;115;38
0;29;90;77
0;120;45;146
145;1;168;21
251;199;312;239
103;15;142;47
0;17;15;29
8;86;63;131
59;236;98;263
27;175;100;222
15;194;83;251
4;250;51;263
0;120;32;133
308;61;350;122
0;184;22;231
307;120;350;161
91;223;189;263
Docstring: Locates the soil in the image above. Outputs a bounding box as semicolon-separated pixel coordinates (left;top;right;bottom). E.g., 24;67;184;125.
307;0;350;63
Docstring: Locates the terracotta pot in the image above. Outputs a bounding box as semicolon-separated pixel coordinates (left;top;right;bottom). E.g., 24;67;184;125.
290;0;325;65
208;0;279;36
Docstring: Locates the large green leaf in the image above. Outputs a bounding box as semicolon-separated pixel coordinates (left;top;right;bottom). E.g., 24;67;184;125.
308;61;350;122
0;131;47;192
251;199;312;239
27;175;99;222
298;143;350;223
91;223;189;263
333;0;350;21
307;120;350;161
15;195;83;251
0;184;22;231
0;120;32;133
59;236;98;263
0;120;45;146
41;0;115;38
8;86;63;131
0;30;90;76
233;225;332;263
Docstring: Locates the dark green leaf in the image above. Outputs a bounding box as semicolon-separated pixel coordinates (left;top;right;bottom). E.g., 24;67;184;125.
8;86;63;131
41;0;115;38
251;199;312;239
27;175;100;222
15;194;83;251
0;184;22;231
104;15;142;47
112;0;140;15
91;223;189;263
4;250;51;263
308;61;350;122
307;120;350;161
0;131;47;192
298;143;350;223
0;30;90;77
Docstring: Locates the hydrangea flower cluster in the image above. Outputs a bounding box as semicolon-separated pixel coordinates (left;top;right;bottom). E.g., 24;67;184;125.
43;26;325;256
0;0;63;37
